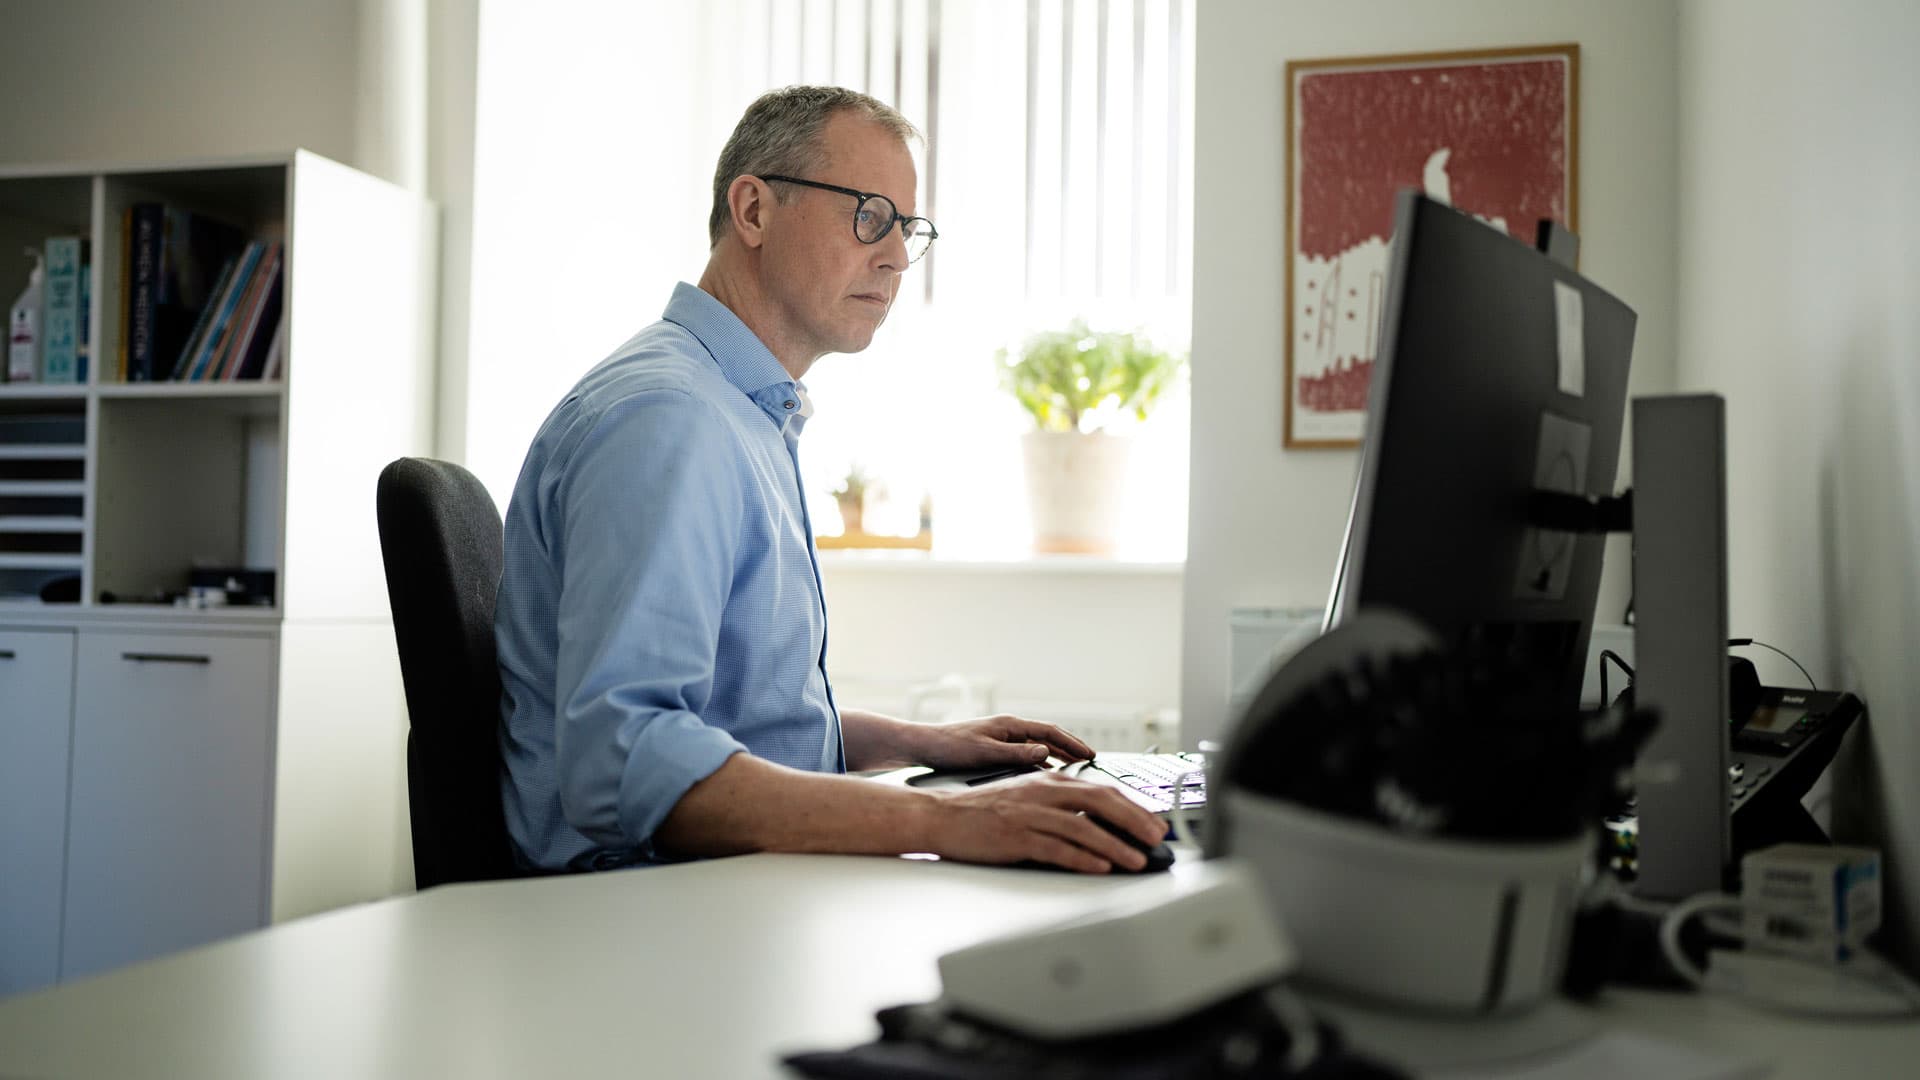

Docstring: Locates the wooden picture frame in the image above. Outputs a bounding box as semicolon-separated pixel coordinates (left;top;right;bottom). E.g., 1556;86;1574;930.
1284;43;1579;448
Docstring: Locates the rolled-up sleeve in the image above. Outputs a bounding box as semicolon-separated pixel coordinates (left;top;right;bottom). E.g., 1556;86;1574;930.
549;390;749;848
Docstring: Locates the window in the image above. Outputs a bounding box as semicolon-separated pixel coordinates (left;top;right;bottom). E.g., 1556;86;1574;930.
468;0;1194;560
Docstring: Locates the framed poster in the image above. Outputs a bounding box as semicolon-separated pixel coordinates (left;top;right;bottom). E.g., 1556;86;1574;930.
1284;44;1579;448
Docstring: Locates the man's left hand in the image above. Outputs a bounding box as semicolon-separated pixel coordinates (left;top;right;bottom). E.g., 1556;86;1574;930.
910;714;1095;770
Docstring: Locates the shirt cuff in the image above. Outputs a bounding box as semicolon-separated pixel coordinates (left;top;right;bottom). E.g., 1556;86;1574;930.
617;714;748;848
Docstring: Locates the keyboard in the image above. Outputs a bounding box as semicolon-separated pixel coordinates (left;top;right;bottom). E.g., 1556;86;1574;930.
1089;752;1207;813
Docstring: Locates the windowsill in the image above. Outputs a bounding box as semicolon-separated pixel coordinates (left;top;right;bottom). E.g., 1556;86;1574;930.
815;549;1184;576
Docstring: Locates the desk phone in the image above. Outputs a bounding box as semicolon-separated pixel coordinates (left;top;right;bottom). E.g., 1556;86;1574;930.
1727;686;1860;819
1605;686;1863;880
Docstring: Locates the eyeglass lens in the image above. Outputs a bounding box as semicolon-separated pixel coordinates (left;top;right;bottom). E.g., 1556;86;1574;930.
854;194;934;262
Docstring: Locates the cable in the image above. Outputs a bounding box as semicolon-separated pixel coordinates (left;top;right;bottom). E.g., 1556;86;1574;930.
1259;983;1323;1072
1728;634;1812;684
1598;649;1635;707
1595;636;1816;703
1656;892;1740;988
1170;767;1205;849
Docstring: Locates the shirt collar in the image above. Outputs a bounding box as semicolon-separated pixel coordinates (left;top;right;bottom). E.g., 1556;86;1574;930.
779;383;814;442
662;282;808;435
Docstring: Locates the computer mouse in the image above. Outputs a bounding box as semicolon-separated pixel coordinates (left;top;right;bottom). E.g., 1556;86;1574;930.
1091;814;1176;874
1008;814;1174;874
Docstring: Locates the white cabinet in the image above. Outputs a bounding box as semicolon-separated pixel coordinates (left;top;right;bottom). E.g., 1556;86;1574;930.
0;628;74;996
0;151;434;990
60;631;274;981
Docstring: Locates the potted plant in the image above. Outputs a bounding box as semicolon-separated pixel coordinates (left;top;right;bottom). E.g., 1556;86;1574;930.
830;462;878;536
997;320;1185;555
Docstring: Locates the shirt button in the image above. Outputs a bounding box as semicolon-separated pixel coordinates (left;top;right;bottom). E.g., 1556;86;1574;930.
783;400;796;410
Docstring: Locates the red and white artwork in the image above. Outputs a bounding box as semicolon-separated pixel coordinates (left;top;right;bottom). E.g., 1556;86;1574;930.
1285;46;1577;447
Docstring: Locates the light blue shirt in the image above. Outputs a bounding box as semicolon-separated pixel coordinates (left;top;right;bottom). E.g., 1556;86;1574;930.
496;282;843;871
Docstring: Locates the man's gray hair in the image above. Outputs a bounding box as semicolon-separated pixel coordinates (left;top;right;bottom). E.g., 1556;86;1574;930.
708;85;921;247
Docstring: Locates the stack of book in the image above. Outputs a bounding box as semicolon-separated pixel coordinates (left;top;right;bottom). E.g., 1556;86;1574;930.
165;239;284;382
121;203;285;383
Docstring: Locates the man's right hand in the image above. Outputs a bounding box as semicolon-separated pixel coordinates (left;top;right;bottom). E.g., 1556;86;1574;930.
926;772;1167;874
651;751;1166;871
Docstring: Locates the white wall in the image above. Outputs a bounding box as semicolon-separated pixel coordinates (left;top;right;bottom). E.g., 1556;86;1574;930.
1678;0;1920;972
0;0;363;171
820;560;1184;732
1182;0;1681;747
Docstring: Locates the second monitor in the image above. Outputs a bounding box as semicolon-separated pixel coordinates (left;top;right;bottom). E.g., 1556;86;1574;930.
1324;190;1638;714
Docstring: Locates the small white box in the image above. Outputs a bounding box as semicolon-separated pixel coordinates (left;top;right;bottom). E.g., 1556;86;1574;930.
1740;843;1880;961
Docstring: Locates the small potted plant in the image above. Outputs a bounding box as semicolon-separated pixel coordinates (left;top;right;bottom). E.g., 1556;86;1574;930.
831;462;878;536
997;321;1185;555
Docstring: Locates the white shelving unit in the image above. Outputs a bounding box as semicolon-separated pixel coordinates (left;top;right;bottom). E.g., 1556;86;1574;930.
0;151;436;997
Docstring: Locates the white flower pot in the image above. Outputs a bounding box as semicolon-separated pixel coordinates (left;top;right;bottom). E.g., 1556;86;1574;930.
1021;431;1130;555
1221;791;1590;1015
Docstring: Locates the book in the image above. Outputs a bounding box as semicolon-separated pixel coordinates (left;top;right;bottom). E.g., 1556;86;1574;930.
257;317;287;381
40;237;81;383
184;240;263;381
210;242;277;380
155;208;245;378
77;260;90;382
126;202;162;380
220;244;280;378
229;253;284;381
167;255;237;380
115;206;130;380
202;240;268;380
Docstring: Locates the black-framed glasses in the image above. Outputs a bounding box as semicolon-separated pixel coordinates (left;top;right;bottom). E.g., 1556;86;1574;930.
760;175;938;264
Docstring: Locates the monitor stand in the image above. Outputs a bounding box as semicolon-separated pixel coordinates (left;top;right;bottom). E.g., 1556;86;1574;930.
1628;395;1733;899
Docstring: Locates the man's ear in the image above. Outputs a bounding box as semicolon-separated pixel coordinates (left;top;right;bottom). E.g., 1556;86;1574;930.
728;176;771;251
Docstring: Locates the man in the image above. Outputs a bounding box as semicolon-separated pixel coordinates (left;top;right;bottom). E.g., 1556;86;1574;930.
497;85;1163;874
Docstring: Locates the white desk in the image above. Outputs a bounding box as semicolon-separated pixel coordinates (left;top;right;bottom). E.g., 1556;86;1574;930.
0;852;1913;1078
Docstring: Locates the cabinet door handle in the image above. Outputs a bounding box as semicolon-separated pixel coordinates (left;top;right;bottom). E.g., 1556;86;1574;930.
121;652;212;665
0;649;14;659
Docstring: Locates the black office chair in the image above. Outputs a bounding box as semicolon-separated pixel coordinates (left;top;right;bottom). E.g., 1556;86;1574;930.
376;457;521;888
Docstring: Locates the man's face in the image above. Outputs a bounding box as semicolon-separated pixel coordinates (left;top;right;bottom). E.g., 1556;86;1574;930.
760;113;917;362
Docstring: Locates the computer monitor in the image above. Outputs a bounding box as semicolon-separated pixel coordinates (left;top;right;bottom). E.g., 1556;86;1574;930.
1324;191;1637;713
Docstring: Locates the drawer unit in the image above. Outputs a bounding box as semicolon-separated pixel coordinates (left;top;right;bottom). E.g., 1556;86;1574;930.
60;630;273;980
0;628;75;996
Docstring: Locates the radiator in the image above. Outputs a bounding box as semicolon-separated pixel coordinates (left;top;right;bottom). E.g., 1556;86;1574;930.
832;673;1179;753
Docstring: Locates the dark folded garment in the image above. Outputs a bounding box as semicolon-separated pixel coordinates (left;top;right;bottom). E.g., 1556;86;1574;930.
783;988;1408;1080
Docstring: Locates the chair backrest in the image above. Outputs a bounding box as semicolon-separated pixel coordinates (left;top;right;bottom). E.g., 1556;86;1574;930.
376;457;519;887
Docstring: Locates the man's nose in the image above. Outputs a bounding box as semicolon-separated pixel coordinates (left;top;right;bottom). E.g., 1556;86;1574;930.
875;223;911;269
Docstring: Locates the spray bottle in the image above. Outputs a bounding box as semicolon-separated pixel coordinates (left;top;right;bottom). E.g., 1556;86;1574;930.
8;249;45;382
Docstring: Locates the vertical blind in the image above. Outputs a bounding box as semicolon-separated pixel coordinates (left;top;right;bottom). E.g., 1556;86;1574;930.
709;0;1189;308
1025;0;1187;301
